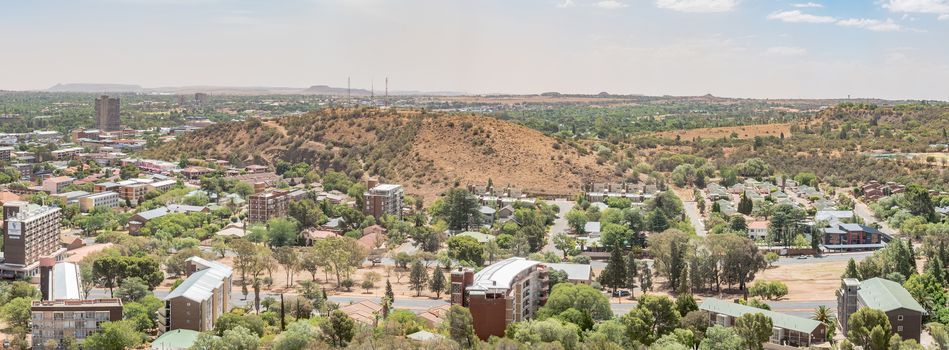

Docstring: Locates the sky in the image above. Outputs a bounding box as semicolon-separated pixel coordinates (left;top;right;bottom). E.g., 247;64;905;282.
1;0;949;99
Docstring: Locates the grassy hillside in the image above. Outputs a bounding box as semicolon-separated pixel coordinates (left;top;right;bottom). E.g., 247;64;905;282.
146;108;613;199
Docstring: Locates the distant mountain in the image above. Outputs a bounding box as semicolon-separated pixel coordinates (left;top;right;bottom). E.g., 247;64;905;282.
40;83;461;96
303;85;372;96
46;83;144;93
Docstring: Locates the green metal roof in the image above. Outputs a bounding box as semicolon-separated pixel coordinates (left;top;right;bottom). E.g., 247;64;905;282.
699;298;823;333
150;329;201;350
858;278;926;313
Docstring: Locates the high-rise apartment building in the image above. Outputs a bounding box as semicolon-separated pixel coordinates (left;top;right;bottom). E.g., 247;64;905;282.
450;258;549;340
0;201;64;278
363;179;404;220
248;190;289;223
94;95;121;132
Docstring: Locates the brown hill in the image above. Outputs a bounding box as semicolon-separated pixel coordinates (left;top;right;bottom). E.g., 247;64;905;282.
146;108;612;200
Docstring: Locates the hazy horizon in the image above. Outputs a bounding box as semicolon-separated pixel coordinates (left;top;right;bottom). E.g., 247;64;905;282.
2;0;949;100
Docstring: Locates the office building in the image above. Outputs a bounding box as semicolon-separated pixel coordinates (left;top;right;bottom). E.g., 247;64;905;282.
450;257;549;340
0;146;12;161
0;202;64;278
94;96;121;132
248;190;289;223
363;180;404;220
838;278;924;342
159;257;232;333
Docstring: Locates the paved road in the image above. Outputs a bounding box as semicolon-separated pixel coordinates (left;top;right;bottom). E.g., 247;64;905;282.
853;198;898;237
683;201;707;236
543;199;575;258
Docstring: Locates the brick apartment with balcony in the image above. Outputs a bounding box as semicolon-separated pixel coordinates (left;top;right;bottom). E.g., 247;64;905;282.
450;257;549;340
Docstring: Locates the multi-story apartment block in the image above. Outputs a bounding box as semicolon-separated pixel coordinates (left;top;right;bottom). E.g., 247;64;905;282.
148;179;177;192
160;257;232;333
50;147;83;161
94;96;121;132
78;191;120;212
822;223;886;251
0;202;64;278
0;146;12;161
248;190;289;223
118;183;148;206
42;176;74;195
363;180;404;220
838;278;925;342
31;299;123;349
450;257;549;340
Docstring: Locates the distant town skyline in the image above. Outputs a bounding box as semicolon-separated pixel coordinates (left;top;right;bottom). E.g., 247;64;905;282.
2;0;949;99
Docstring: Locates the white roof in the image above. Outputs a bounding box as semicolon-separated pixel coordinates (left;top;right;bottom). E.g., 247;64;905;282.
469;257;539;292
49;262;83;300
165;257;232;303
815;210;854;222
545;263;592;282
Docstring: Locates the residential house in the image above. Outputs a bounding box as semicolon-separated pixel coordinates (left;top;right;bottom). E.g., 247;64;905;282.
700;298;826;347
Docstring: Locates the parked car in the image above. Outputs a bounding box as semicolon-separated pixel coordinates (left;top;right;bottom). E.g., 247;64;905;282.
611;290;631;297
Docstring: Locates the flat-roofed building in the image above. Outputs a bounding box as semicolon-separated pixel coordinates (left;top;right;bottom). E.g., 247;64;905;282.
78;191;120;212
51;191;89;205
128;204;208;234
450;257;549;340
31;298;123;349
118;183;148;206
93;181;120;193
363;181;404;220
159;257;232;333
0;202;64;278
95;95;121;132
700;298;826;347
0;146;12;161
148;179;177;192
42;176;74;194
51;147;83;161
838;277;925;342
248;190;289;223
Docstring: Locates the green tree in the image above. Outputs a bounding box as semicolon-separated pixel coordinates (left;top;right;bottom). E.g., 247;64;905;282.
734;313;772;350
566;209;588;234
430;266;447;298
511;318;580;350
599;245;627;294
844;258;860;279
737;193;753;215
553;233;577;257
266;217;300;247
538;283;612;321
115;277;150;302
321;310;355;347
1;297;33;329
622;294;681;345
442;188;480;231
272;320;317;350
82;320;143;350
847;308;893;349
447;235;484;266
699;326;745;350
676;294;698;317
626;253;639;297
447;305;477;349
409;260;428;296
904;184;936;221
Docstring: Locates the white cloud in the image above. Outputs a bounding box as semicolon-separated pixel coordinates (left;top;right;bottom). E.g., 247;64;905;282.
836;18;904;32
596;0;628;9
792;2;823;8
767;10;837;23
882;0;949;15
557;0;576;8
940;13;949;19
655;0;739;13
765;46;807;56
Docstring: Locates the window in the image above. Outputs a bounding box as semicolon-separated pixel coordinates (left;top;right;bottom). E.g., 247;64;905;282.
898;326;904;332
898;315;904;321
